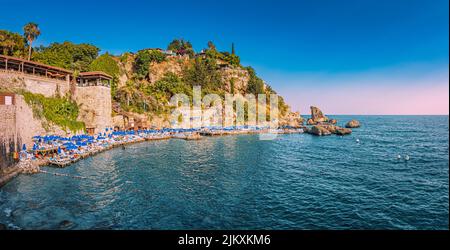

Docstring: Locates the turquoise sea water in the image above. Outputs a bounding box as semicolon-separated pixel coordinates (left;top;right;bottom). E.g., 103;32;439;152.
0;116;448;229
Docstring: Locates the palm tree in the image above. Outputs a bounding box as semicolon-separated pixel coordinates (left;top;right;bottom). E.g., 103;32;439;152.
23;22;40;60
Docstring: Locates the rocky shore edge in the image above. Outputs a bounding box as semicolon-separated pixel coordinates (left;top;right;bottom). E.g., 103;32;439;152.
0;106;361;189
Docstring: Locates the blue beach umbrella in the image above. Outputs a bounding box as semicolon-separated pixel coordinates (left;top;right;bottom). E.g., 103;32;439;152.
57;147;62;154
22;144;27;151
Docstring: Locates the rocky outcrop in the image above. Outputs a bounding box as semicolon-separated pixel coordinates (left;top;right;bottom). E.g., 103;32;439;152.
329;119;337;124
345;119;361;128
310;106;329;123
148;56;191;84
306;118;315;125
219;66;250;94
306;124;352;136
335;127;352;135
308;125;332;136
279;111;304;127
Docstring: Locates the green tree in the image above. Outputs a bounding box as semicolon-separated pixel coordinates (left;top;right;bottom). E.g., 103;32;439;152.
135;49;166;78
183;57;222;92
246;66;265;95
32;42;99;71
89;53;120;96
23;22;40;60
0;30;26;57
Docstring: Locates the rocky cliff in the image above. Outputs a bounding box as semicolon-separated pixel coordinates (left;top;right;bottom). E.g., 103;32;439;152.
112;53;303;128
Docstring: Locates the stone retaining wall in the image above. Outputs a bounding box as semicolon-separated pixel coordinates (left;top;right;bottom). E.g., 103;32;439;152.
0;71;70;97
73;86;112;134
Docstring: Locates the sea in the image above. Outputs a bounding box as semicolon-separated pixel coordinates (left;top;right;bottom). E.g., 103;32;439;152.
0;116;448;229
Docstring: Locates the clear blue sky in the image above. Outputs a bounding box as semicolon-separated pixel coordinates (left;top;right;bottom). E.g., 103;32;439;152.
1;0;448;114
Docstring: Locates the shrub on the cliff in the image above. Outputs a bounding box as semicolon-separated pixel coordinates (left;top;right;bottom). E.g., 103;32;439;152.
115;81;158;114
89;53;120;97
22;92;85;132
135;49;166;78
183;57;223;93
245;66;265;95
146;72;192;100
89;53;119;76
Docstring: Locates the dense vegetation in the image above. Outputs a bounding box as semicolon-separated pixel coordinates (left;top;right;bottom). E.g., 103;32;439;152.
0;30;26;57
22;91;85;132
32;42;99;72
135;49;166;78
245;66;265;95
167;39;194;57
1;24;290;122
89;53;120;96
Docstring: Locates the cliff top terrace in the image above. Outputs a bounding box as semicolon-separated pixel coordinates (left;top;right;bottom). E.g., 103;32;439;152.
0;55;112;87
77;71;112;88
0;54;72;82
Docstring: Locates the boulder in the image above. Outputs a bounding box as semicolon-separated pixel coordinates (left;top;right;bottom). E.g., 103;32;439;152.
345;119;361;128
335;127;352;135
306;118;316;125
309;125;332;136
329;119;337;124
322;124;337;133
310;106;329;123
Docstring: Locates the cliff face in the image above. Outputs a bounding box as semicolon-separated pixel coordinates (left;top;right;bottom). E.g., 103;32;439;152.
148;56;191;84
113;54;303;128
219;66;250;94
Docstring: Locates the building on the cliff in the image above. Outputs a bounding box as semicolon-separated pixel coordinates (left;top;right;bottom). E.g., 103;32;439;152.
0;55;72;83
77;71;112;87
0;55;113;145
139;48;177;57
73;72;113;135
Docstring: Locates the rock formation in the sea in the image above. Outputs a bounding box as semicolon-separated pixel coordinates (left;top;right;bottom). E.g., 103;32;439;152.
345;119;361;128
306;124;352;136
308;125;332;136
310;106;329;123
335;127;352;135
308;106;337;125
279;111;305;127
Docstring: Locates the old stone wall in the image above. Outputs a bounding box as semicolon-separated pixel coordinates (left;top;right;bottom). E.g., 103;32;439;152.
0;71;70;97
15;95;68;147
73;86;112;134
0;105;16;139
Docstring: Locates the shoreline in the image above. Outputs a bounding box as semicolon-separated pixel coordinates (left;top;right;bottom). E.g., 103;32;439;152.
0;128;305;186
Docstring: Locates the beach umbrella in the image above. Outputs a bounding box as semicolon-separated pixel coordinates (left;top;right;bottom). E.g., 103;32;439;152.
22;144;27;151
57;147;62;154
32;144;38;150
